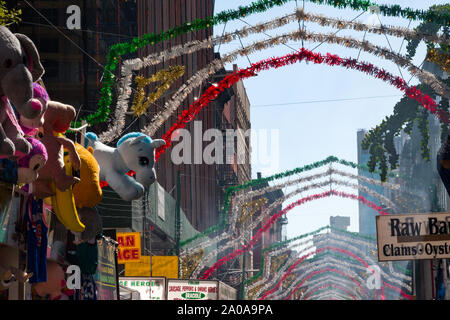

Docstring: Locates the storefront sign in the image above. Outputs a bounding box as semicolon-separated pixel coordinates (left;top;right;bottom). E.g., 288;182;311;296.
167;280;218;300
119;277;165;300
117;232;141;264
376;212;450;261
218;281;237;300
95;239;117;300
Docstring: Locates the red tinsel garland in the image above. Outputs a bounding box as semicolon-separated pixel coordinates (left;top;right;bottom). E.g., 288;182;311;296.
100;48;444;187
199;189;389;280
263;246;368;300
154;48;446;162
303;280;358;300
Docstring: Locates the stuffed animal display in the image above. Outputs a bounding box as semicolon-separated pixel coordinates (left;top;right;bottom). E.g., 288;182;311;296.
17;137;47;184
72;143;102;208
33;100;81;199
85;132;165;201
16;82;49;137
0;26;45;156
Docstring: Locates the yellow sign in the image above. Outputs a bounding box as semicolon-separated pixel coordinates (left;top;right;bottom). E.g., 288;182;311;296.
124;256;179;278
125;256;151;277
152;256;178;279
117;232;141;264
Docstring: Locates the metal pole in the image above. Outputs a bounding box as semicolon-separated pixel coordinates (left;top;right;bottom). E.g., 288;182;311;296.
175;171;181;278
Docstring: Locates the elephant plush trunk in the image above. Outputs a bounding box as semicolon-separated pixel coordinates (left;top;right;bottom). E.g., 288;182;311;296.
1;64;42;120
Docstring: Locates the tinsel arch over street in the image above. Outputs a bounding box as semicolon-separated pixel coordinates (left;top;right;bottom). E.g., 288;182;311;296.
2;0;444;302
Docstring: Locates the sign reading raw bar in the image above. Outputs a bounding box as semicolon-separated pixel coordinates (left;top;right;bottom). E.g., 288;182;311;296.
376;212;450;261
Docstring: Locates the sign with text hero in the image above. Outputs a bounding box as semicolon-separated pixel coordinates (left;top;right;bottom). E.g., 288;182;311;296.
117;232;141;264
376;212;450;261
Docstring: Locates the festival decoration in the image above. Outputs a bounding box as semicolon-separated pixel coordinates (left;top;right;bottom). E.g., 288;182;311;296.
84;132;165;201
180;155;398;249
180;249;205;279
140;30;446;141
238;197;268;226
252;234;411;300
171;47;442;251
200;190;389;280
131;65;185;117
426;47;450;73
190;175;398;279
83;0;450;131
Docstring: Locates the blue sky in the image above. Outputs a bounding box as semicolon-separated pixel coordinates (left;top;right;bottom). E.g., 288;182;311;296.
213;0;447;238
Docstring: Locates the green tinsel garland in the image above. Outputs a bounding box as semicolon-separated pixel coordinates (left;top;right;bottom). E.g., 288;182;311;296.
75;0;449;129
243;227;413;299
180;156;397;248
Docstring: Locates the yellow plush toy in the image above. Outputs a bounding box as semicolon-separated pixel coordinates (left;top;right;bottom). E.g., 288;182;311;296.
72;143;102;208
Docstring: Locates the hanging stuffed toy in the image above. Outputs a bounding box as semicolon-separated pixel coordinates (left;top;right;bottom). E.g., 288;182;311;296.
84;132;165;201
32;99;81;199
15;82;49;138
0;26;45;156
0;137;47;185
72;143;102;208
17;137;48;184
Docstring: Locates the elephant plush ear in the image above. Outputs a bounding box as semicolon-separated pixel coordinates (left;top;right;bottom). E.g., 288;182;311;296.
14;33;45;82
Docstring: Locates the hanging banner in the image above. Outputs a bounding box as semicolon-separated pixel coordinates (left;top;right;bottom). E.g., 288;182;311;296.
95;238;118;300
119;277;165;300
376;212;450;261
117;232;141;264
167;280;218;300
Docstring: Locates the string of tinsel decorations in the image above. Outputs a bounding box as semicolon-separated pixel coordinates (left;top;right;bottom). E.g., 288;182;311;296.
81;0;447;130
260;247;370;300
252;235;411;300
142;29;445;140
190;178;396;279
154;48;446;164
230;167;403;228
131;65;185;117
426;48;450;73
304;283;359;301
100;9;446;142
107;7;447;140
247;230;387;295
280;261;365;300
180;155;397;249
248;216;415;300
200;190;390;280
262;245;412;301
238;197;268;226
231;169;400;228
179;249;205;279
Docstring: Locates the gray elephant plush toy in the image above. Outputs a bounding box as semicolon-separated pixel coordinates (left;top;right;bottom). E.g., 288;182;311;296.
0;25;45;156
85;132;165;201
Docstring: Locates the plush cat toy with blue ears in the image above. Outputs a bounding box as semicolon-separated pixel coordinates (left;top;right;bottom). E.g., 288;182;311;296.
84;132;165;201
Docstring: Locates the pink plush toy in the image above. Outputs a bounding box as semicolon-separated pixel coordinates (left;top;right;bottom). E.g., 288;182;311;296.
17;137;48;184
19;83;49;137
